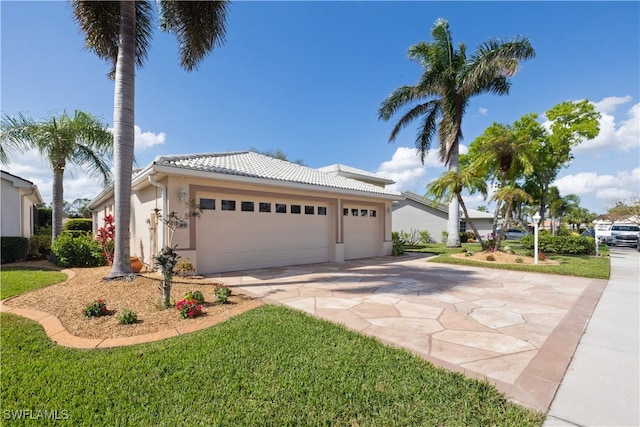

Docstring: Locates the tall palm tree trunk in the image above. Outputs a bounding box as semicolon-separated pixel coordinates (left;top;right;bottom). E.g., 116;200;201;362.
108;0;136;278
51;166;65;241
456;193;484;248
446;144;461;247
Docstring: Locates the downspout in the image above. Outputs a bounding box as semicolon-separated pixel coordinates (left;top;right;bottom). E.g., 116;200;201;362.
148;175;166;250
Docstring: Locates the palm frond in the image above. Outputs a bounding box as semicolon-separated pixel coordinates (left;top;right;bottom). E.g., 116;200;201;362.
378;86;421;121
159;0;229;71
388;102;434;144
71;0;153;77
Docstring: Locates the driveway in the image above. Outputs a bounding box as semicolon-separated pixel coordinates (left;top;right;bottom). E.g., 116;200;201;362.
218;253;606;412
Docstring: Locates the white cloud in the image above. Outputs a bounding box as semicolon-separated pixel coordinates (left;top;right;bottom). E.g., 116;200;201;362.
478;107;488;116
553;168;640;204
134;125;166;151
377;147;432;193
573;97;639;152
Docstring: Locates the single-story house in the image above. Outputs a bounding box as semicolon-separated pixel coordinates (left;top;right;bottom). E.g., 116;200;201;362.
88;152;402;274
1;170;43;238
392;191;494;242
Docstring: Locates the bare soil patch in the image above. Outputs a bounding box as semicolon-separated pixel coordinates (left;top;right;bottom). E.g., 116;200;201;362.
3;264;258;339
451;250;559;265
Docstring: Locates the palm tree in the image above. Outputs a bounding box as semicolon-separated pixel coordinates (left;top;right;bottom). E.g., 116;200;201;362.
491;185;532;250
71;1;229;278
467;118;536;233
378;18;535;247
1;110;113;243
426;165;488;248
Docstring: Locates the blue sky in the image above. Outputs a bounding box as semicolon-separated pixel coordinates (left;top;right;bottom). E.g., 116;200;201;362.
2;1;639;215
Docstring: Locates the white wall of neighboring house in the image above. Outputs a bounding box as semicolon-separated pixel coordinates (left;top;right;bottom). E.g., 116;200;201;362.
392;193;494;242
1;171;43;238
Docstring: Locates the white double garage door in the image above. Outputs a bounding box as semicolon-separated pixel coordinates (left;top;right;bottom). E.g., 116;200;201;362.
195;191;381;273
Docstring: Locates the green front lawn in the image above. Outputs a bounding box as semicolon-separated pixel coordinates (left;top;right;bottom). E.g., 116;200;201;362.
0;306;544;426
408;242;610;279
0;266;68;299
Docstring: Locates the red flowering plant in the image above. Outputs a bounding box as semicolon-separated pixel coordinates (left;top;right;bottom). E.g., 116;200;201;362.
96;214;115;265
176;298;203;319
538;252;548;261
83;298;109;318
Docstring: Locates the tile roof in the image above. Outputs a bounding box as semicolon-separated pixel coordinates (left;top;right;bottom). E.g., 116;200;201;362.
152;152;402;198
317;164;395;185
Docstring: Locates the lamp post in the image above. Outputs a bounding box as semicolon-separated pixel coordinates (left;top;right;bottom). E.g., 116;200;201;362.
533;212;541;265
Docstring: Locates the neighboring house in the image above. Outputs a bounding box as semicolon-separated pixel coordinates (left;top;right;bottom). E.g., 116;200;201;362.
392;191;494;242
88;152;402;275
1;170;44;238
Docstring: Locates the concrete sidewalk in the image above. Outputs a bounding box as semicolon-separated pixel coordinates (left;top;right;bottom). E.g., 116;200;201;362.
544;247;639;426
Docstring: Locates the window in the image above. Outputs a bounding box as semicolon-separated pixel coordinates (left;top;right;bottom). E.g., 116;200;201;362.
360;209;368;217
221;200;236;211
351;208;359;216
199;198;215;210
276;203;287;213
241;201;254;212
318;207;327;216
370;210;376;217
343;208;349;216
305;205;314;215
459;221;467;233
259;202;271;213
291;204;301;214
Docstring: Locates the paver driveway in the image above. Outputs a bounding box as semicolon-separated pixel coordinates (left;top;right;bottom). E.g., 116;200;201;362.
218;253;606;411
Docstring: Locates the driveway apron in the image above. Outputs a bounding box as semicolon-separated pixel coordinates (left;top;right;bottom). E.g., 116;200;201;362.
219;253;606;412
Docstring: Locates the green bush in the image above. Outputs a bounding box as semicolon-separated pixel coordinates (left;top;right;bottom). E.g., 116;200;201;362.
117;309;138;325
391;231;405;255
1;237;29;263
521;235;595;255
63;218;93;232
28;234;51;260
51;232;106;268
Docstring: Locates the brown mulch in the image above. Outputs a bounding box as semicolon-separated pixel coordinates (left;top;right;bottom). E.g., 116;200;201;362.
451;250;559;265
3;262;257;340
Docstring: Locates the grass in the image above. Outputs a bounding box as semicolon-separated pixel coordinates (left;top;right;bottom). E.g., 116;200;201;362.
0;266;68;299
408;242;610;280
0;306;544;426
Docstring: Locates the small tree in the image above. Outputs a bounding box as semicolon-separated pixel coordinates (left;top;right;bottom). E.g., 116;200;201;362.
96;214;115;265
153;203;202;309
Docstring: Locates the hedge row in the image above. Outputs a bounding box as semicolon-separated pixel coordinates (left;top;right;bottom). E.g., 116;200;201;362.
1;237;30;263
521;235;595;255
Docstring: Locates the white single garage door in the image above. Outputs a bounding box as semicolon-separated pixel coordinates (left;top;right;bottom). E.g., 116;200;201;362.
343;204;381;260
196;192;331;273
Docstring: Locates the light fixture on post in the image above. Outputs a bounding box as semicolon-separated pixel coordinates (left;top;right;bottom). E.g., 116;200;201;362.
532;211;541;265
179;189;188;203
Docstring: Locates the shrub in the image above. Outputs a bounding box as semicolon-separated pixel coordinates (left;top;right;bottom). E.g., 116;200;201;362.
64;218;93;232
96;215;115;265
419;230;431;244
51;232;107;268
521;235;595;255
1;237;29;264
28;234;51;260
481;234;500;251
391;232;405;256
176;299;203;319
213;284;232;304
184;290;205;303
441;231;448;244
36;206;52;229
515;257;524;264
83;299;109;318
485;254;496;261
176;258;195;276
117;309;137;325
